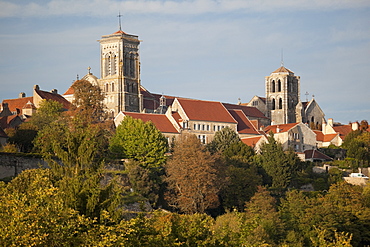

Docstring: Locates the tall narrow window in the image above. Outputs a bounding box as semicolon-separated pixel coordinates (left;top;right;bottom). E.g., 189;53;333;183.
271;80;276;93
278;79;281;92
111;83;115;92
279;98;282;109
272;98;276;110
106;84;109;92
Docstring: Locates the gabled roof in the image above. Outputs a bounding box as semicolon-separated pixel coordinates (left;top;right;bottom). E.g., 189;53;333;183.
241;136;264;147
176;98;237;123
121;112;179;133
35;89;71;110
264;123;299;133
2;96;33;113
332;124;353;140
272;66;294;74
63;85;75;95
223;103;268;119
227;109;259;135
0;115;20;129
304;149;333;161
313;130;338;142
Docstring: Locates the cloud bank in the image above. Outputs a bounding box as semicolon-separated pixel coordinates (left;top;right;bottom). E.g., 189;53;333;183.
1;0;370;18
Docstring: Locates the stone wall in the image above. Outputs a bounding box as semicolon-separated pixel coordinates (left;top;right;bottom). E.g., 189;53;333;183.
0;152;48;179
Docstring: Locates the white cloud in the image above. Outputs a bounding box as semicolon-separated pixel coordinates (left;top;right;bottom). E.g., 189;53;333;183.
1;0;370;18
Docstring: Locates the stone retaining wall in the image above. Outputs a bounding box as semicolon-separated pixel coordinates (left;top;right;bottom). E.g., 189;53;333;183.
0;152;47;179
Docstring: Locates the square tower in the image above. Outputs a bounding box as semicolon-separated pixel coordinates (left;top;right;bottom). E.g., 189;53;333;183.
98;30;142;115
265;66;300;125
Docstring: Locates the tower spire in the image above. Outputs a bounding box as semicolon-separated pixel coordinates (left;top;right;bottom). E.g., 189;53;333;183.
281;48;284;67
117;11;123;31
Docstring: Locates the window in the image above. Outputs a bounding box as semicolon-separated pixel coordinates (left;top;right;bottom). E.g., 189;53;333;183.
213;126;216;131
202;125;205;130
194;124;197;130
183;121;188;129
277;79;281;92
106;84;109;92
272;98;276;110
271;80;275;92
279;98;282;109
253;100;258;106
207;125;210;131
198;124;201;130
198;135;206;144
111;83;115;92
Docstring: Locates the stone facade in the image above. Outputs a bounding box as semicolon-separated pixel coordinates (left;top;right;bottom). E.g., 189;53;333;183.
266;67;300;125
97;30;142;116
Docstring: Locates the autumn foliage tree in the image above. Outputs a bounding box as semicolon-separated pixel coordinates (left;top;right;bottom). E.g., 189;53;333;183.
71;79;106;123
165;134;220;214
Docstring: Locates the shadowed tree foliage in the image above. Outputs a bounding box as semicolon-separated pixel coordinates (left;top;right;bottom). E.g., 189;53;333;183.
257;132;300;191
165;134;220;214
207;126;240;154
6;122;38;153
218;142;262;211
71;79;106;123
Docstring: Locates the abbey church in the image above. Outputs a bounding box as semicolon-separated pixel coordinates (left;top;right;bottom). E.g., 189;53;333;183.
2;25;351;158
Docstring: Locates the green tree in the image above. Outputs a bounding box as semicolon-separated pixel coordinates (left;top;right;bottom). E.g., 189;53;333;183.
6;122;38;153
257;132;299;191
207;126;240;154
110;116;168;168
29;99;65;130
215;141;261;211
343;131;370;167
165;134;220;214
0;169;90;246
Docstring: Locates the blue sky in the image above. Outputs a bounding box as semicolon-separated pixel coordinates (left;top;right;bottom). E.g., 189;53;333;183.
0;0;369;124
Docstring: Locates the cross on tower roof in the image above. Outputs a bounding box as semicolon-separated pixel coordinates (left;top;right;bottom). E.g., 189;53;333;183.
117;12;123;31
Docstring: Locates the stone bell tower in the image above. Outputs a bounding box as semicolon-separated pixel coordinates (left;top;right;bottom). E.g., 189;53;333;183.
265;66;300;125
98;24;142;116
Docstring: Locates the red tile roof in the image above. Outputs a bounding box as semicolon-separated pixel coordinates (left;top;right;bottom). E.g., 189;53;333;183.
304;149;333;161
272;66;294;74
0;115;19;129
313;130;338;142
223;103;268;119
332;125;353;140
63;85;75;95
2;97;33;113
264;123;299;133
35;89;71;110
177;98;237;123
228;109;259;135
241;136;263;147
122;112;179;133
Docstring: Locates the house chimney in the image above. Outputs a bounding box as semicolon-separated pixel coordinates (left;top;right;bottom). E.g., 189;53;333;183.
276;125;280;133
18;92;26;98
50;89;58;94
351;122;359;131
33;85;40;90
328;118;333;127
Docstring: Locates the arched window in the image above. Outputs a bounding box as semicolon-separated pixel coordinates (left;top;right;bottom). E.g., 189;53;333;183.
111;83;114;92
107;55;111;76
105;83;109;92
279;98;283;109
278;79;281;92
311;116;315;123
271;80;276;93
272;98;276;110
111;55;116;75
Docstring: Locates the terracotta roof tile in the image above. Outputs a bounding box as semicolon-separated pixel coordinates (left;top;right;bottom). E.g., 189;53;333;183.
35;89;71;110
223;103;268;119
177;98;237;123
2;97;33;113
228;109;259;135
264;123;299;133
122;112;179;133
304;149;333;161
332;125;353;140
272;66;294;74
241;136;263;147
0;115;19;129
313;130;338;142
63;85;75;95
